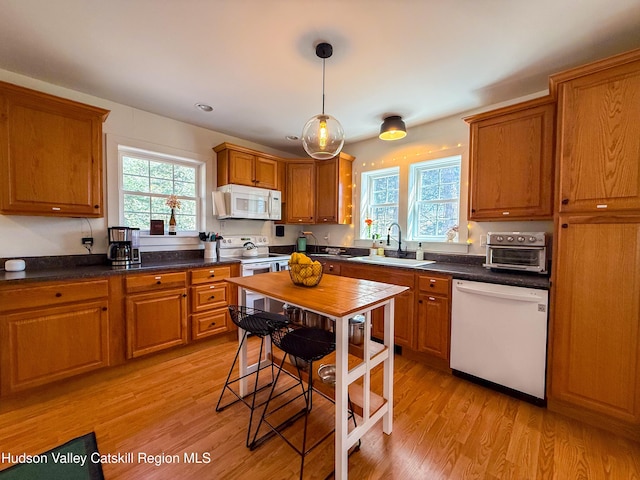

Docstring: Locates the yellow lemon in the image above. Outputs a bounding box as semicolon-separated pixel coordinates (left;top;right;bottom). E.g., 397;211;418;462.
303;276;318;286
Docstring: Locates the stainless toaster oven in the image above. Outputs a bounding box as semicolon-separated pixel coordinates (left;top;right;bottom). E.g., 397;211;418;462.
484;232;548;274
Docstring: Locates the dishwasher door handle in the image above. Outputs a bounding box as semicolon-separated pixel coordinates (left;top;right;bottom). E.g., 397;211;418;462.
455;283;543;303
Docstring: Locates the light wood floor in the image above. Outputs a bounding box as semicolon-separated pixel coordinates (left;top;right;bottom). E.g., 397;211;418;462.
1;334;639;480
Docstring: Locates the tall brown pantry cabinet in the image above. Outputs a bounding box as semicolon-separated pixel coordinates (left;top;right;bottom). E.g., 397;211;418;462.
548;48;640;442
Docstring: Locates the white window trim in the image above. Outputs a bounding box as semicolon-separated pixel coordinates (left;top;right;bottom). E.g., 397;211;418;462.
408;155;462;242
106;134;208;250
359;166;400;240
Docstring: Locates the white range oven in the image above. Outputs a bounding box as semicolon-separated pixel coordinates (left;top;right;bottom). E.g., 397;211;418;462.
218;235;290;312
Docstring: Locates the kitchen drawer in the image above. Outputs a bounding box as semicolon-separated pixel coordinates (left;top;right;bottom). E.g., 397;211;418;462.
0;279;109;312
191;309;230;340
190;266;232;285
125;271;186;293
417;275;451;296
191;283;228;312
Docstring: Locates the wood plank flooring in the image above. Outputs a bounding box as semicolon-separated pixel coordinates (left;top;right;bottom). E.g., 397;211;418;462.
1;334;639;479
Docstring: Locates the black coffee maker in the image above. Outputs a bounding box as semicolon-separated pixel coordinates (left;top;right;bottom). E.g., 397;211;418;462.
107;227;141;268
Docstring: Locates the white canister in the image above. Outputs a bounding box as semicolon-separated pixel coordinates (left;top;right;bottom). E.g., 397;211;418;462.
369;248;377;256
204;242;216;260
5;259;26;271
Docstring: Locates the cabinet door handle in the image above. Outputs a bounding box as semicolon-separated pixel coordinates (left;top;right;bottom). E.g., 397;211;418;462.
418;299;423;304
55;292;62;297
182;293;187;298
561;198;569;205
102;307;108;311
561;223;568;228
94;204;100;209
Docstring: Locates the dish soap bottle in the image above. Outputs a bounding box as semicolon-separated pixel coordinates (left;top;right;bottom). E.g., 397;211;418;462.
416;242;424;261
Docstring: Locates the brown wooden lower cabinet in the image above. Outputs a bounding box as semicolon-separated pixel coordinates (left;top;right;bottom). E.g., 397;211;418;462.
188;266;235;341
415;274;451;361
549;217;640;441
125;288;188;359
0;279;110;395
340;263;416;349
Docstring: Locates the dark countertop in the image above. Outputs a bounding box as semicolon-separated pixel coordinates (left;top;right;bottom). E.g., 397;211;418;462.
0;250;549;290
310;254;550;290
0;258;241;286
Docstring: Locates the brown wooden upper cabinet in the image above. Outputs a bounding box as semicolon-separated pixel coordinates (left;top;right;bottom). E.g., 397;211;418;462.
286;161;315;223
0;81;110;217
315;152;354;224
550;48;640;214
464;96;555;221
284;152;354;225
214;142;279;190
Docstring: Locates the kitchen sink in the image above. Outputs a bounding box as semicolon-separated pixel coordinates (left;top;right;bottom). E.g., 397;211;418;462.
347;256;435;268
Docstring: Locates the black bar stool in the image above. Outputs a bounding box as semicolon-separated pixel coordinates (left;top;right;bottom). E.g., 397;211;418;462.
215;305;289;448
251;323;359;479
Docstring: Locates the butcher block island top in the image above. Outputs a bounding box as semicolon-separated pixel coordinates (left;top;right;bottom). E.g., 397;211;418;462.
227;270;407;479
226;270;408;317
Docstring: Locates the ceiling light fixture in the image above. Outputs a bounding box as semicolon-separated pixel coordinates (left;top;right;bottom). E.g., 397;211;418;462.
301;42;345;160
379;115;407;141
195;103;213;112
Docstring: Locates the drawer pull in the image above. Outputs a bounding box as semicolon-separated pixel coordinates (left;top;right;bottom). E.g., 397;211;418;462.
428;297;436;301
55;292;62;297
156;281;162;285
209;322;217;327
208;295;216;300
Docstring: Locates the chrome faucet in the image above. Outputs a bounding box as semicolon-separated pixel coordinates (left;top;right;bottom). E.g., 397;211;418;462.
387;222;406;257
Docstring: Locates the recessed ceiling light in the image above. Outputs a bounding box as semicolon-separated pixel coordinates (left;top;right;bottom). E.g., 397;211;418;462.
286;135;300;141
194;103;213;112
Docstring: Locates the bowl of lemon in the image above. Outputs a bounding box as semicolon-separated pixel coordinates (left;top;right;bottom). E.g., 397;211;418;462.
288;252;323;287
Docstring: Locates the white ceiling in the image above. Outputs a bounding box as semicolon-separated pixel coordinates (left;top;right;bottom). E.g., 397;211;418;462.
1;0;640;157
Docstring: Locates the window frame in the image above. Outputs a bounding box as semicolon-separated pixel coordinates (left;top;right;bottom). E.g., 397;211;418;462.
407;155;462;242
117;145;204;235
359;167;400;240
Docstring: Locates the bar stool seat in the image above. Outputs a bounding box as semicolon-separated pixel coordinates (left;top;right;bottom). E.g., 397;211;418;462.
216;305;289;448
251;323;359;479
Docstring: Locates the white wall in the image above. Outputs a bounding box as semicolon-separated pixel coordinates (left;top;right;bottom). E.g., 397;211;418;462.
0;69;293;258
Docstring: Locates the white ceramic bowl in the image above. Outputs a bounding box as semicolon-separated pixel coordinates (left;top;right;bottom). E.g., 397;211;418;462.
5;259;26;272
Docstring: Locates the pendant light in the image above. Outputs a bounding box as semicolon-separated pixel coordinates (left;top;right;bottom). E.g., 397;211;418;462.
301;42;345;160
379;115;407;141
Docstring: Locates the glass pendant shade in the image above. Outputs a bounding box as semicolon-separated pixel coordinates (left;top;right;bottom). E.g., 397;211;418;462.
302;113;345;160
379;115;407;141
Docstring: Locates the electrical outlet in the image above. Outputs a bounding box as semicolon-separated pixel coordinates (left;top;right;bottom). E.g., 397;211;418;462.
480;235;487;247
82;237;94;247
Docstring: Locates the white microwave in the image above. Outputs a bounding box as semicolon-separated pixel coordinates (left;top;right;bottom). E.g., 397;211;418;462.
213;184;281;220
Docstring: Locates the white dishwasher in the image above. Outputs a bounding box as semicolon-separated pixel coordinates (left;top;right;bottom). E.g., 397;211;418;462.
450;279;549;402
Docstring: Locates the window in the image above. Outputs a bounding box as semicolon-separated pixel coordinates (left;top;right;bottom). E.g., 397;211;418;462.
360;167;399;239
118;146;204;233
408;155;461;241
